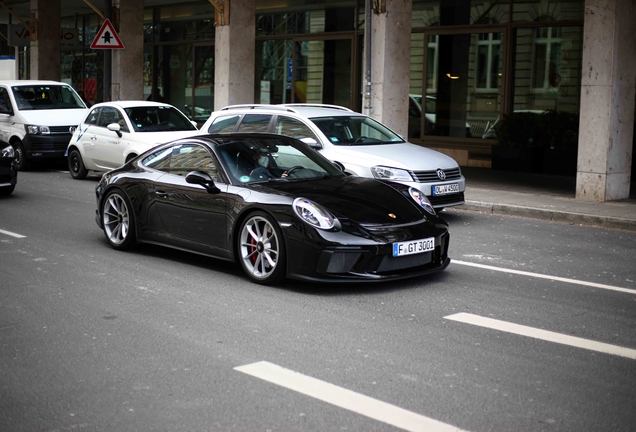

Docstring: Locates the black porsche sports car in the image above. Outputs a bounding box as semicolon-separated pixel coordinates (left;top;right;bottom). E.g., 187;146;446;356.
0;143;18;195
95;133;450;284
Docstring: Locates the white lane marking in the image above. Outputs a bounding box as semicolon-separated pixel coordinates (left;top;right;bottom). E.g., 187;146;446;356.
235;361;467;432
445;313;636;360
453;259;636;295
0;229;26;239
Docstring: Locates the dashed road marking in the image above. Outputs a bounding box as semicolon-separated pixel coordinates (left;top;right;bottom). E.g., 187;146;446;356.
453;260;636;295
235;361;467;432
0;229;26;239
445;313;636;360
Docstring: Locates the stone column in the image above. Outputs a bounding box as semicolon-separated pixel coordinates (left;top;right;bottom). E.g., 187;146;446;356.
214;0;255;109
577;0;635;201
367;0;412;136
111;0;144;101
29;0;60;81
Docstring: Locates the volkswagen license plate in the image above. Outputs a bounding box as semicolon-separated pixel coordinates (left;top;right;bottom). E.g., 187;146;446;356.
393;237;435;257
433;183;459;195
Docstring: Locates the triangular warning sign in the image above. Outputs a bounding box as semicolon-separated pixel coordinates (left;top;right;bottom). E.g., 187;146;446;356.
90;19;125;49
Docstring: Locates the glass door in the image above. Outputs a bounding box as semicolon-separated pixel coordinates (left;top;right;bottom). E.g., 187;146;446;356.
410;30;505;140
189;45;214;126
293;38;353;108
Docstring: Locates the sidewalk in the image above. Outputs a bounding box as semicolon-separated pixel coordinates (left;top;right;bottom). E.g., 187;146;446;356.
447;167;636;231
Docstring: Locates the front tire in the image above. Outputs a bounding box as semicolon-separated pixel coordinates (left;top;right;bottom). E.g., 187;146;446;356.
68;148;88;179
13;141;30;171
102;190;136;250
237;211;286;284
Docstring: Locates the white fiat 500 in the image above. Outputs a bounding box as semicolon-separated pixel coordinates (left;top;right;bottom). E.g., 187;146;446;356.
198;104;465;209
67;101;199;179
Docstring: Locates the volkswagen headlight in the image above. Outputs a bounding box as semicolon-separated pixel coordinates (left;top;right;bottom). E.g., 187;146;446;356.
1;145;14;158
26;125;50;135
409;187;435;215
370;166;413;181
293;198;336;230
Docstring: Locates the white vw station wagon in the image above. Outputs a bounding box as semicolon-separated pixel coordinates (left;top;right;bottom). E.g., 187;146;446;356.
198;104;465;209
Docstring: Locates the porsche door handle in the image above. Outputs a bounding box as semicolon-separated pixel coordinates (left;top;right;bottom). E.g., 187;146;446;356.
90;135;97;141
156;190;168;198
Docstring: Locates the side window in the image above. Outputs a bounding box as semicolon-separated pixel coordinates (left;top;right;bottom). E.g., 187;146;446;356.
0;87;12;112
142;146;172;171
207;115;240;133
98;107;124;128
85;108;101;125
275;116;319;141
144;143;218;180
237;114;272;133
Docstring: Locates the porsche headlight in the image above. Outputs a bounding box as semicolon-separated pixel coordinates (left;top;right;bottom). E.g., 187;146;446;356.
26;125;50;135
409;187;435;215
1;145;14;158
293;197;335;230
370;166;413;181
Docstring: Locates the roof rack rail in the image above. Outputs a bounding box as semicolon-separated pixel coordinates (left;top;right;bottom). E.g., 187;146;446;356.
281;103;354;112
220;104;298;113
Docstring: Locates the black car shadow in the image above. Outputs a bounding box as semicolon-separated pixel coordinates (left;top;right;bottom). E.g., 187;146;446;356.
96;236;453;296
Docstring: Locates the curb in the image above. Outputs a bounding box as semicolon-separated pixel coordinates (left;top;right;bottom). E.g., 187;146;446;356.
449;201;636;232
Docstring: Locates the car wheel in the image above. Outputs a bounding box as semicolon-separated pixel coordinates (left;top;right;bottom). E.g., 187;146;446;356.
68;149;88;179
102;190;136;250
13;141;30;171
237;211;285;284
0;185;15;196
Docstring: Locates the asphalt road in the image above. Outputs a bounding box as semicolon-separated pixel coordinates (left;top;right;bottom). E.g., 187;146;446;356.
1;166;635;432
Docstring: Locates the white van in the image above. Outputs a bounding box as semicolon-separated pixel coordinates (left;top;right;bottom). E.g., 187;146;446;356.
0;80;89;170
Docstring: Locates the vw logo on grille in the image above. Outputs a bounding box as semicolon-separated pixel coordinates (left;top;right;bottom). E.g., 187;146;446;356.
69;126;76;134
436;169;446;180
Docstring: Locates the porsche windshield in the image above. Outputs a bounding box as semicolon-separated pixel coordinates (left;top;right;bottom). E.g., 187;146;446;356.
13;85;86;110
309;115;405;146
217;137;345;184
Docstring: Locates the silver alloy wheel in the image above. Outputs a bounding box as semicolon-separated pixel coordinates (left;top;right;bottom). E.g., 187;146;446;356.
103;193;130;245
239;215;280;280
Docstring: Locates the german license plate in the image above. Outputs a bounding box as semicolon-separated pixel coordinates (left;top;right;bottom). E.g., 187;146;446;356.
393;237;435;257
433;183;459;195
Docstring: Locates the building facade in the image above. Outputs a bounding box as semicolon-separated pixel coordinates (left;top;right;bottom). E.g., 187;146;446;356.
0;0;633;202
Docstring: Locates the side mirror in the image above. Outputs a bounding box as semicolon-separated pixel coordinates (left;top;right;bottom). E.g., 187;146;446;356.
107;123;123;138
332;161;349;174
190;120;198;128
186;170;220;194
300;137;322;150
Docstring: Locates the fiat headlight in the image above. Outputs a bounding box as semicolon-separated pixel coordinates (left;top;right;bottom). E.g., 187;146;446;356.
409;187;435;215
293;198;335;230
26;125;50;135
1;145;14;158
370;166;413;181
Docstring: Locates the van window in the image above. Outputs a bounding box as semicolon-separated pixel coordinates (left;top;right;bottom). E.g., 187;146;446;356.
12;84;86;111
0;87;12;112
